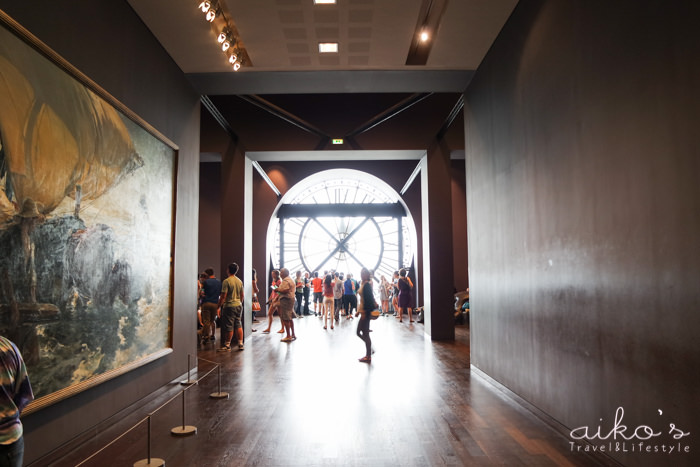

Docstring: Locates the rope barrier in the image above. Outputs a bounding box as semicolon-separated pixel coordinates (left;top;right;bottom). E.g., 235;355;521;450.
72;354;228;466
75;416;149;466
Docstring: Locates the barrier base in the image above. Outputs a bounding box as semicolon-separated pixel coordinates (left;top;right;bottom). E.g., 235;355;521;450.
171;425;197;436
134;458;165;467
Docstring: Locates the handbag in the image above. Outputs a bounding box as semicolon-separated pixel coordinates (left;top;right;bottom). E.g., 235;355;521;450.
252;298;261;312
370;309;380;320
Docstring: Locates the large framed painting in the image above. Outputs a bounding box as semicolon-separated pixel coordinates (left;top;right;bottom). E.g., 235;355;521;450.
0;10;176;412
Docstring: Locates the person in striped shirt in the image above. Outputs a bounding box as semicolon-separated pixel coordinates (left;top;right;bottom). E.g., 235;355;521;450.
0;336;34;467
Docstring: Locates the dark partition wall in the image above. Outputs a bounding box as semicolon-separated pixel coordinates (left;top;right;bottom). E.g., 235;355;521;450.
451;159;468;292
465;1;700;465
198;162;223;277
0;1;201;463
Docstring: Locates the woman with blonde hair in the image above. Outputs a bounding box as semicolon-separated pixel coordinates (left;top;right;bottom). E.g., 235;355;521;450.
322;273;335;330
379;275;390;316
261;269;282;333
251;268;260;324
391;270;400;316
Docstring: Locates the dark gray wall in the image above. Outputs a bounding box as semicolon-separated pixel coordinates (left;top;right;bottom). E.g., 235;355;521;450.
451;159;468;291
199;162;222;278
422;140;456;340
465;1;700;465
0;1;200;463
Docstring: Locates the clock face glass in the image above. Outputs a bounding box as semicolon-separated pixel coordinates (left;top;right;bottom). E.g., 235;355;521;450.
271;172;414;281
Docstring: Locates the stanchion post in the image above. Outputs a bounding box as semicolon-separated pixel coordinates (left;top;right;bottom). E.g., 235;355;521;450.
134;414;165;467
171;388;197;436
180;354;196;385
148;415;152;461
210;364;229;399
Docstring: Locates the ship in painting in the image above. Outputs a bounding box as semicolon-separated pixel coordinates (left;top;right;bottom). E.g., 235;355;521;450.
0;33;143;365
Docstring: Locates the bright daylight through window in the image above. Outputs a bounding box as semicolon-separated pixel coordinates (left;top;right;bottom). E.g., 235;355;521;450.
270;170;415;281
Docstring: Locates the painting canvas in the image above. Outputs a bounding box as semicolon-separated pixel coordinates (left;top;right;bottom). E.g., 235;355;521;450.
0;13;175;411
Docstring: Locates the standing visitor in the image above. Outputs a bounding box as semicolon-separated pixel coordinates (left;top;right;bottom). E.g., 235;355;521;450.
333;272;344;320
251;268;260;324
397;268;414;323
311;271;324;316
355;268;376;363
294;270;304;319
276;268;297;342
379;275;391;315
196;272;207;333
391;270;400;316
0;336;34;467
322;273;335;330
302;271;311;315
262;270;283;334
217;262;244;351
200;268;221;346
344;273;358;319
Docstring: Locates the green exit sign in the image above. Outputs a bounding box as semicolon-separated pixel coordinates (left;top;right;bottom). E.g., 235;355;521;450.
332;139;344;145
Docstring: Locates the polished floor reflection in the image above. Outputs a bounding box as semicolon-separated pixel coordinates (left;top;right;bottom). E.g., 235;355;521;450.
40;315;604;466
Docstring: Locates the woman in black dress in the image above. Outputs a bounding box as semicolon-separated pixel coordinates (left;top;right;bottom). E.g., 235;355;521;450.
397;268;413;323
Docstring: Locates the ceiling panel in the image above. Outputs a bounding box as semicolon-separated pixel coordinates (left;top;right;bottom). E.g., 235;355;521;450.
125;0;519;153
127;0;518;74
428;0;519;68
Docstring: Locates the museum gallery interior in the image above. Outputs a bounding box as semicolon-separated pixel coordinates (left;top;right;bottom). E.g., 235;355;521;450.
0;0;697;466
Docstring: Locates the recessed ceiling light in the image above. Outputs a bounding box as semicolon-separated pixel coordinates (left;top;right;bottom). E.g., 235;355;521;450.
314;0;337;4
420;31;430;42
319;42;339;53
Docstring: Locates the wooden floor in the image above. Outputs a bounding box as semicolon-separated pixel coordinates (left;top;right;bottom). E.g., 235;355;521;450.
38;315;605;467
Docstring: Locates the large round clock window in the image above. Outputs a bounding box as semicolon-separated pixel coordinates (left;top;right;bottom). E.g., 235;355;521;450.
269;169;415;281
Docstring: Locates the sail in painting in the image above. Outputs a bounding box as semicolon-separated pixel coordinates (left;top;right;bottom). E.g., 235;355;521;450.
0;38;143;227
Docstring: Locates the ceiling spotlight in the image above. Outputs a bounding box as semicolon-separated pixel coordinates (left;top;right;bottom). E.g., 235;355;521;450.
218;32;231;51
420;31;430;42
314;0;337;4
198;0;246;71
318;42;338;53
